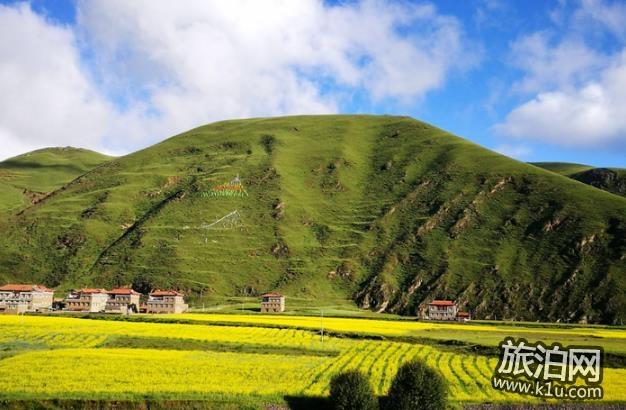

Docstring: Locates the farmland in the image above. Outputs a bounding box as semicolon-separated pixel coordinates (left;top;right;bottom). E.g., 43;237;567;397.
0;314;625;408
169;312;626;349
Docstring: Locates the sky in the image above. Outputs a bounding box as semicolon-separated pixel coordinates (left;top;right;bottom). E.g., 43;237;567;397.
0;0;625;167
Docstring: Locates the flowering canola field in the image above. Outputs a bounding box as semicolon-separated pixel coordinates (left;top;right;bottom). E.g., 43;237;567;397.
171;313;626;341
0;315;624;405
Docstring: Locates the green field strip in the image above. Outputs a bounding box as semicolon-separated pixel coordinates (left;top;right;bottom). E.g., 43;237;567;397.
372;342;405;395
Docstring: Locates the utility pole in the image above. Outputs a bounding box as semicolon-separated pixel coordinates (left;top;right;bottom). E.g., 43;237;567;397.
321;309;324;344
200;288;204;312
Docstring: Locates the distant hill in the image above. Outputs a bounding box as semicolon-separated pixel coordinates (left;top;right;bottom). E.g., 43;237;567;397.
0;116;624;324
531;162;626;198
529;162;595;175
0;147;112;213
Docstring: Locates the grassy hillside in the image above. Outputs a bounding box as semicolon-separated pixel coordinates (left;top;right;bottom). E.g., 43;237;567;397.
529;162;594;175
531;162;626;197
0;147;112;213
1;116;625;323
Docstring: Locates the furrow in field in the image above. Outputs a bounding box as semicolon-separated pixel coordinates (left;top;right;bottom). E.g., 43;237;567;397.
302;345;363;395
352;342;390;391
449;354;473;400
371;342;405;395
461;354;493;400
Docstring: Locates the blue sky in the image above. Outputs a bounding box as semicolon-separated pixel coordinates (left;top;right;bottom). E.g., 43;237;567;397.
0;0;625;167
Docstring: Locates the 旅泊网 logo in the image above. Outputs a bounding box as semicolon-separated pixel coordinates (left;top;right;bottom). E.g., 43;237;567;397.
492;337;603;400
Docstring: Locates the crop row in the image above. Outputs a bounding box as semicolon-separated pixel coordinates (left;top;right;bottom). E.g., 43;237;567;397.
0;315;349;352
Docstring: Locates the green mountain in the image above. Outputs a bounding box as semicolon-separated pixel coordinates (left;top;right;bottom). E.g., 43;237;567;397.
529;162;594;176
1;116;625;323
0;147;113;214
531;162;626;198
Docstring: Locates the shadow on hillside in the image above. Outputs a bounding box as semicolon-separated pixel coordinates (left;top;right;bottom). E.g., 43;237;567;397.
284;396;332;410
0;160;84;173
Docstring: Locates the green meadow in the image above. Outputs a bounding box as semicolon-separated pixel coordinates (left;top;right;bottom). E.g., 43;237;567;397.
0;115;625;324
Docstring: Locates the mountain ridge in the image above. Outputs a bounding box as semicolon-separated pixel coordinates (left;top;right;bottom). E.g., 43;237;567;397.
0;115;624;323
531;162;626;198
0;147;113;214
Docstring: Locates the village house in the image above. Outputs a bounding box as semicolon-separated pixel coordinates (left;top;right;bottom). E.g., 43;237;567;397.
64;289;109;312
260;292;285;313
426;300;458;321
106;287;141;314
456;311;471;322
146;290;188;314
0;284;54;313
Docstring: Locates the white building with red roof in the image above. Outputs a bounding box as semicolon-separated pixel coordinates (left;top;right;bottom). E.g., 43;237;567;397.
64;288;109;312
426;299;458;321
146;290;188;314
0;284;54;313
106;287;141;314
260;292;285;313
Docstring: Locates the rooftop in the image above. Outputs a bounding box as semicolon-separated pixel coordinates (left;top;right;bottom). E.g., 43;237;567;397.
0;284;54;293
428;300;455;306
150;290;183;296
109;287;140;295
261;292;284;298
75;288;108;294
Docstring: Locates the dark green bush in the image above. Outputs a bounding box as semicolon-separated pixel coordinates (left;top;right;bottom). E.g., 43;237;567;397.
386;359;447;410
329;369;378;410
260;134;276;154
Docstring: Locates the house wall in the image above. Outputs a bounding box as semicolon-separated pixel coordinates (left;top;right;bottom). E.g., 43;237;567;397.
106;294;140;313
89;294;109;312
65;300;90;311
0;302;27;314
31;291;53;311
261;296;285;313
146;296;188;314
428;305;458;320
0;290;53;312
65;293;108;312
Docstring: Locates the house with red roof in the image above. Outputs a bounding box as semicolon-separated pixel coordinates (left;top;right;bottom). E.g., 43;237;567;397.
146;290;188;314
260;292;284;313
426;299;458;321
0;284;54;313
106;287;141;314
456;311;471;322
64;288;109;312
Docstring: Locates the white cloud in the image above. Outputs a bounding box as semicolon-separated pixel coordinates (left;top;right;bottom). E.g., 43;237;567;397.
574;0;626;40
495;1;626;150
494;62;626;146
78;0;467;99
75;0;470;141
0;3;114;159
0;1;471;160
508;33;607;94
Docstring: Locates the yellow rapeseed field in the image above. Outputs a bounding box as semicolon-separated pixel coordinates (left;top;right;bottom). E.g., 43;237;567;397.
166;313;626;356
169;313;626;340
0;315;624;405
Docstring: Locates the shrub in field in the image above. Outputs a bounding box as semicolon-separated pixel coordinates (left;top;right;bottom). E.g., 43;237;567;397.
386;359;447;410
329;370;378;410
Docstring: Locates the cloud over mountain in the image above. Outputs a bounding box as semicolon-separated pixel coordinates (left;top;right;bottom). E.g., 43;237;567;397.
0;0;470;159
495;0;626;150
